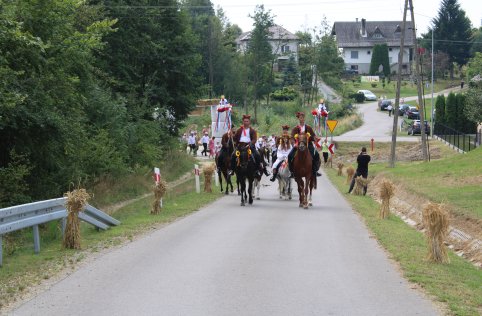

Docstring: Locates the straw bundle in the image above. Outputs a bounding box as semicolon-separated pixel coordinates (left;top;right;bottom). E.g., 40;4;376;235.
151;179;168;215
353;176;368;196
337;162;344;176
379;180;395;219
203;164;215;193
63;188;90;249
346;166;355;184
423;203;450;263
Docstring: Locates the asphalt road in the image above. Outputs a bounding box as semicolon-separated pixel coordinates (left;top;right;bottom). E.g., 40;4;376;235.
333;87;460;143
12;175;439;315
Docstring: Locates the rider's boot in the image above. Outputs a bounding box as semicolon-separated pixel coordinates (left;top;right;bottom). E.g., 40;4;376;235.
269;168;277;182
263;163;270;176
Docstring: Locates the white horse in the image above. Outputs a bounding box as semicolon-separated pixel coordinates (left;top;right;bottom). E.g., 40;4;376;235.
277;160;292;200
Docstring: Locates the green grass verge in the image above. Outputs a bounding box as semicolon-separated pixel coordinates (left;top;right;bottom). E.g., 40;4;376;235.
326;167;482;316
0;168;220;310
369;147;482;220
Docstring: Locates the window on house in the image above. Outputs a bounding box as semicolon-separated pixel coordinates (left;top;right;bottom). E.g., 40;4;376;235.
351;51;359;59
281;45;291;53
389;48;393;52
350;65;359;71
373;33;383;39
367;51;371;55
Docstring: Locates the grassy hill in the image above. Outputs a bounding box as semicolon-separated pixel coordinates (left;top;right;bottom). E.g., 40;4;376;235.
372;147;482;221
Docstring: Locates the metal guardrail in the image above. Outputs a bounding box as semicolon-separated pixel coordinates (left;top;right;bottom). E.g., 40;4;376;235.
0;198;120;266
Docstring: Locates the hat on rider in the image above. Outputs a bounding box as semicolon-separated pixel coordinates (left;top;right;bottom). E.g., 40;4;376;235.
242;114;251;120
296;112;305;118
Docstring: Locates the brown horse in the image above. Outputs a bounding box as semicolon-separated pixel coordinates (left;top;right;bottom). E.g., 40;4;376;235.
216;144;234;195
293;133;313;209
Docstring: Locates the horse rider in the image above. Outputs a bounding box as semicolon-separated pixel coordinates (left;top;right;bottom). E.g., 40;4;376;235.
288;111;322;177
229;114;270;177
216;126;236;173
270;129;293;182
219;95;229;106
317;98;327;113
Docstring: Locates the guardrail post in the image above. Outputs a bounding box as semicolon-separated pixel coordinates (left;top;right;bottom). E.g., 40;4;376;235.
61;218;66;235
33;225;40;254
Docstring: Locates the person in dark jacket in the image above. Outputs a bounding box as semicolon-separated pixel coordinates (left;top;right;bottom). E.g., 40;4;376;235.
348;147;371;195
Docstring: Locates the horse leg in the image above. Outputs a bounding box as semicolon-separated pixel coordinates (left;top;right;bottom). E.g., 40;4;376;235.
296;178;304;207
219;173;224;193
248;179;254;205
240;177;246;206
288;179;292;200
229;176;234;193
256;179;260;200
304;177;310;209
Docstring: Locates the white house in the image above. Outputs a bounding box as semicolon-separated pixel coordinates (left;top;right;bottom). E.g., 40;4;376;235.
235;24;300;70
331;19;415;75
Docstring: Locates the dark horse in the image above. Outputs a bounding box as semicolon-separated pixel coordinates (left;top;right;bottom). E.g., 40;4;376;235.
234;144;257;206
216;145;234;195
293;133;316;209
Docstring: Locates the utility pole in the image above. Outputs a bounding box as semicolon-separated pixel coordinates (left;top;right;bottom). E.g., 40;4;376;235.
430;28;435;137
389;0;408;168
409;0;428;161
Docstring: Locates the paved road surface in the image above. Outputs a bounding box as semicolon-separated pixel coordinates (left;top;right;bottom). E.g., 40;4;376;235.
334;87;460;142
13;176;439;315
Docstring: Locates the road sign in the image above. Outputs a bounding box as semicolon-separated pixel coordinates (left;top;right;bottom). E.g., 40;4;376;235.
326;120;338;133
328;143;336;154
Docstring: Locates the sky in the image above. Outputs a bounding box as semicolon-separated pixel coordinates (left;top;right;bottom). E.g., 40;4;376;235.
210;0;481;36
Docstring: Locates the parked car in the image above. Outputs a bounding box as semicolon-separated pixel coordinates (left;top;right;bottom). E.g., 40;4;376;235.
404;106;420;119
357;90;377;101
408;120;430;135
398;104;411;116
344;69;358;75
379;100;392;111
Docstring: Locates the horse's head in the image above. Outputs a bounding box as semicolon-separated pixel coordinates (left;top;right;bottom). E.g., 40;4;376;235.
298;133;308;152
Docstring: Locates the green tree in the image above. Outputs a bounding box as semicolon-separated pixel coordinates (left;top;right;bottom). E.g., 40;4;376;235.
101;0;201;134
369;44;390;77
246;5;274;121
445;92;457;128
470;27;482;56
282;55;299;86
434;94;446;125
464;85;482;124
424;0;472;78
316;33;345;90
466;52;482;80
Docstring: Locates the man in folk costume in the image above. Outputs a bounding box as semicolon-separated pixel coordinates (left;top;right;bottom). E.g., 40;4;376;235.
288;111;322;177
216;126;236;173
229;114;269;177
270;126;293;182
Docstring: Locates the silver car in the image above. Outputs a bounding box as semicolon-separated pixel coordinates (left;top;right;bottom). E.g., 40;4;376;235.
357;89;377;101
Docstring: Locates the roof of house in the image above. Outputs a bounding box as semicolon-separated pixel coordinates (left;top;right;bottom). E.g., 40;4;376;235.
332;20;415;48
236;25;299;43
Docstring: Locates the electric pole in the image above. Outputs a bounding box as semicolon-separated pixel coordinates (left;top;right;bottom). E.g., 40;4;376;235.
389;0;408;168
409;0;428;161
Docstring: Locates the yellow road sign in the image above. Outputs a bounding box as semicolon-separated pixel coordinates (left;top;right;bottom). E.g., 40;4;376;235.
326;120;338;133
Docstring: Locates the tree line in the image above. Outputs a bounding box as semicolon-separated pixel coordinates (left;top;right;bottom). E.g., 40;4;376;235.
0;1;344;207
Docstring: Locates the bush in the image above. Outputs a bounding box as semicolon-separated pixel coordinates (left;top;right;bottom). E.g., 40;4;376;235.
371;83;378;88
349;92;365;103
271;87;298;101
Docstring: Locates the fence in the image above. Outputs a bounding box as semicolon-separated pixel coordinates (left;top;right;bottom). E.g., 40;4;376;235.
433;123;481;152
0;198;120;266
